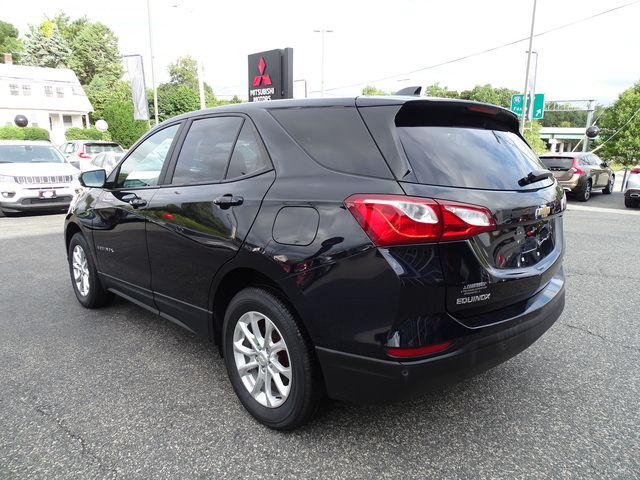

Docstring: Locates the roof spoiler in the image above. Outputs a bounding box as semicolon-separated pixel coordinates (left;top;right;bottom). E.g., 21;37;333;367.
394;86;422;96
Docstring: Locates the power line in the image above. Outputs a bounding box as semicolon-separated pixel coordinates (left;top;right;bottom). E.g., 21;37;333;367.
311;0;640;94
591;104;640;153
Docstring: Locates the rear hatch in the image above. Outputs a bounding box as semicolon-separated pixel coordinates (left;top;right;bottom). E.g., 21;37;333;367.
540;155;576;181
359;99;565;326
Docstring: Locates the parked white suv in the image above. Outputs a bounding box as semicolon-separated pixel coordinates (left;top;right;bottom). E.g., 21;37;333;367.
59;140;124;171
0;141;80;215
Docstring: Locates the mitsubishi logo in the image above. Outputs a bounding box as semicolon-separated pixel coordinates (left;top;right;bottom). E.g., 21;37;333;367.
252;57;272;87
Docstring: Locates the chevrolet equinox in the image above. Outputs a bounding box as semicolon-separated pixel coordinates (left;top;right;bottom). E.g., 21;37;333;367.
65;97;566;430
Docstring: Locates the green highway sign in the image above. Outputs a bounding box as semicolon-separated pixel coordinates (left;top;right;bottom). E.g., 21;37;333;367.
511;93;545;119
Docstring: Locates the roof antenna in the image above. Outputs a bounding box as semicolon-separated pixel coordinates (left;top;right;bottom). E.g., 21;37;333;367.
394;86;422;96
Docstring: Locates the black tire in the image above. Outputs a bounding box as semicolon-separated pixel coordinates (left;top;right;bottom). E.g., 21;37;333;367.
603;175;614;194
68;232;114;308
624;197;639;208
222;287;322;430
576;180;592;202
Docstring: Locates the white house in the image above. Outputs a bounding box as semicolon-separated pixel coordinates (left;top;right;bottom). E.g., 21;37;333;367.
0;57;93;144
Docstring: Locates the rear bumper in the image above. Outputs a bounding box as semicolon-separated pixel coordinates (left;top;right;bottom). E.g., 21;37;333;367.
316;272;565;404
557;174;582;191
624;189;640;199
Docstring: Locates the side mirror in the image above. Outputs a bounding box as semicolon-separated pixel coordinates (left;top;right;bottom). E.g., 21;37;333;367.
79;169;107;188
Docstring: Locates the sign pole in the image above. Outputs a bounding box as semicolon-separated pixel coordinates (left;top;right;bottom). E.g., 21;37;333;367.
521;0;537;133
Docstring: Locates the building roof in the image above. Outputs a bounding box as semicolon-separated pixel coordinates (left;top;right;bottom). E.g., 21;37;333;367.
0;64;93;113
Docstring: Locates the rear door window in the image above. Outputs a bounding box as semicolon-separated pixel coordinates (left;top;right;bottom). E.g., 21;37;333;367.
171;116;243;185
225;121;271;180
540;156;574;170
270;107;391;178
397;126;552;190
85;143;123;154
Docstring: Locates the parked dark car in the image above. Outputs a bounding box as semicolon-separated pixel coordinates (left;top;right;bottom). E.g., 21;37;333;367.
64;97;566;429
539;152;615;201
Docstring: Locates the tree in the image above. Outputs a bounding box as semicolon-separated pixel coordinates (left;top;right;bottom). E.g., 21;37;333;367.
157;82;200;121
362;85;389;96
523;121;547;154
21;21;70;68
50;12;88;41
459;84;517;108
167;55;219;107
424;83;460;98
67;22;122;85
102;100;148;148
168;56;199;89
0;20;22;62
594;82;640;166
85;74;132;121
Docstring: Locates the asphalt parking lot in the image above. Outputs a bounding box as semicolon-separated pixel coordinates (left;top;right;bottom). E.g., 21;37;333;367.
1;190;638;479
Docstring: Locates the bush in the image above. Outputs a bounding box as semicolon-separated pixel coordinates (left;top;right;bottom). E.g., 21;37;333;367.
22;127;50;141
65;127;104;141
0;125;25;140
102;100;148;148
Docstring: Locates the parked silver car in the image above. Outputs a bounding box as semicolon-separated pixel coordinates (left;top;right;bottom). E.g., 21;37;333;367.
624;165;640;208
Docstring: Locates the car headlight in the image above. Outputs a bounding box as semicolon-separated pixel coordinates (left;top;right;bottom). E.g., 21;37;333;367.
0;174;15;183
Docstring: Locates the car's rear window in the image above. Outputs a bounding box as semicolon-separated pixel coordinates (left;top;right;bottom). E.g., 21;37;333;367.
540;156;574;169
0;145;65;163
85;143;123;154
397;127;552;190
270;107;391;178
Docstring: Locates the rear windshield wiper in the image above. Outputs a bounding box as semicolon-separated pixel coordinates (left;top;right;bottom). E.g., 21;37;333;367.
518;169;553;187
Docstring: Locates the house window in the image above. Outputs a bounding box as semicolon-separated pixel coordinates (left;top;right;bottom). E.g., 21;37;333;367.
63;115;73;127
22;84;31;96
56;87;64;98
31;122;39;127
44;86;53;97
9;84;19;95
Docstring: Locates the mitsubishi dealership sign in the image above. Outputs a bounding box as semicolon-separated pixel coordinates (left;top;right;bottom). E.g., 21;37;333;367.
248;48;293;102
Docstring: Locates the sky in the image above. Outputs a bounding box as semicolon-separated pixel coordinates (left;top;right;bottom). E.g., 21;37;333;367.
5;0;640;105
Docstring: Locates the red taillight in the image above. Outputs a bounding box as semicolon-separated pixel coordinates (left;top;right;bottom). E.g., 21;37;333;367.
630;167;640;174
78;152;91;159
344;194;496;246
385;340;454;358
571;158;583;175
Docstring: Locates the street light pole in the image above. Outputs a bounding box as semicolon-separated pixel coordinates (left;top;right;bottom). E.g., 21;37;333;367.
526;51;539;122
314;29;333;97
521;0;537;133
146;0;159;125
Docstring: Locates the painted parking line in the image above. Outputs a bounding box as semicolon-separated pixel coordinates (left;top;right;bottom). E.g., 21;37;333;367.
567;204;640;216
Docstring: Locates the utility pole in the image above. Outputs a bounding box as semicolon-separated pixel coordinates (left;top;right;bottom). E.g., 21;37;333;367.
521;0;538;133
314;29;333;97
583;100;596;152
146;0;159;125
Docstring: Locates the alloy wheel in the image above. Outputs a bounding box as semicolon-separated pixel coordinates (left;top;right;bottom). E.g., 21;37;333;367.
232;311;292;408
72;245;90;297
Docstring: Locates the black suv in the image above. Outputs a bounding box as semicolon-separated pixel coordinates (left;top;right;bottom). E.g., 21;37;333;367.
65;97;566;429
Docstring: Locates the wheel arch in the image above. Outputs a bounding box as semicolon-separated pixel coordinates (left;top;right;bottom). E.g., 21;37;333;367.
209;260;314;352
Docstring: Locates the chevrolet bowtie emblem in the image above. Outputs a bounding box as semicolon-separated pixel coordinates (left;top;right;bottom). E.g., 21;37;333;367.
535;205;551;218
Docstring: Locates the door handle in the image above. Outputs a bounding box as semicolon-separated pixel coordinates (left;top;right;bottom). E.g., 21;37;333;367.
213;194;244;209
121;193;147;209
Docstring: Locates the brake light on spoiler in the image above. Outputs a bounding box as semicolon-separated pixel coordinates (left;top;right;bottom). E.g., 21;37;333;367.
345;194;496;246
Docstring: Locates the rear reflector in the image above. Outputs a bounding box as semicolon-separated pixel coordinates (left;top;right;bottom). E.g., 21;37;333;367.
345;194;496;246
385;340;454;358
